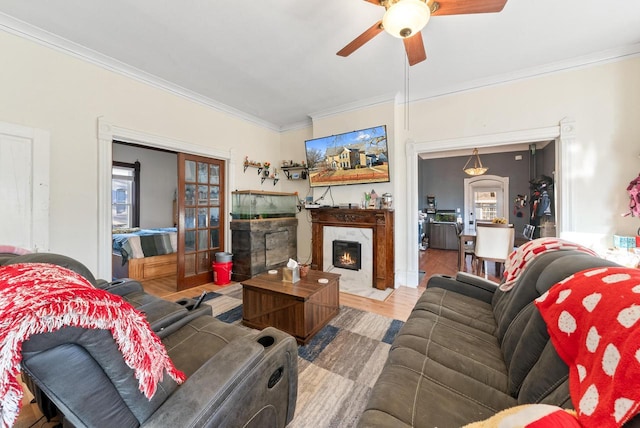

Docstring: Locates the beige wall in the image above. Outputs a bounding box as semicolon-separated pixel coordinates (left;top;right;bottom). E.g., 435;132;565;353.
2;26;639;284
405;57;640;252
0;30;281;273
112;143;178;228
279;126;314;263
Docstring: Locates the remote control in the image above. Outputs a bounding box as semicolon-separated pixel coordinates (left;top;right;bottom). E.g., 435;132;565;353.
192;291;207;310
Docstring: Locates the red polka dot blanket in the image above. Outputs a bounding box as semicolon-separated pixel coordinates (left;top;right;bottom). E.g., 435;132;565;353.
500;238;598;292
535;266;640;427
0;263;186;428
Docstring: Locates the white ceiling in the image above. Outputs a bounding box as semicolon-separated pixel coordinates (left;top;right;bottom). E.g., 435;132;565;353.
1;0;639;131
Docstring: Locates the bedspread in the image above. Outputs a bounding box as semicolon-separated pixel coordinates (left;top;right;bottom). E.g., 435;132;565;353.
112;227;177;263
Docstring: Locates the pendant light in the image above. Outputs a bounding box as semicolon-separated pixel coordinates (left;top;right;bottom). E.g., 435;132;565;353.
463;148;488;176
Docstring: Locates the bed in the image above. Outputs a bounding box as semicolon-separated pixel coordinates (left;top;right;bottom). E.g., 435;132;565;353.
112;227;178;281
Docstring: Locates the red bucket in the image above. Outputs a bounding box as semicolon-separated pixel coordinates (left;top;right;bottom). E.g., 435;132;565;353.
213;261;232;285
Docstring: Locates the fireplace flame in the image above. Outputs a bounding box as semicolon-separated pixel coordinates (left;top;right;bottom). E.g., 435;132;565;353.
340;252;356;265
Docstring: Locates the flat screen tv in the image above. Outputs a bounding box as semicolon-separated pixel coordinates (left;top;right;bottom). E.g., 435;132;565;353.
304;125;390;188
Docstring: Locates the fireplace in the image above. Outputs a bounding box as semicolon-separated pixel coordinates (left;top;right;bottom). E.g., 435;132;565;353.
332;240;362;271
311;208;394;290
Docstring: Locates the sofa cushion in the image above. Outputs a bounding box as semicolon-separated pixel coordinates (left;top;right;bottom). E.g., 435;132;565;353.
413;287;496;334
501;254;620;397
391;312;507;391
362;362;517;428
161;315;254;376
492;251;581;343
517;341;571;406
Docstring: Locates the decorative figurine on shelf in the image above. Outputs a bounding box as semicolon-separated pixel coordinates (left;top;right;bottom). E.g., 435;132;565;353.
263;161;271;177
244;156;262;167
368;189;379;209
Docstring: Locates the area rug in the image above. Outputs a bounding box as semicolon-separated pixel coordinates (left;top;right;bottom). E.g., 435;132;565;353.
201;284;404;428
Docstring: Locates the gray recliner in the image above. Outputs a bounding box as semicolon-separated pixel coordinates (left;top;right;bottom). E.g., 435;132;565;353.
3;253;298;428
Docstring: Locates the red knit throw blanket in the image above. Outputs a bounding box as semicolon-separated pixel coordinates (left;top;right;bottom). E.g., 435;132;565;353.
500;238;598;292
0;263;186;428
535;267;640;427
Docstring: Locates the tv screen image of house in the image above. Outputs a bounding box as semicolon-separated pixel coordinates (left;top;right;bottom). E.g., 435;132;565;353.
304;125;390;188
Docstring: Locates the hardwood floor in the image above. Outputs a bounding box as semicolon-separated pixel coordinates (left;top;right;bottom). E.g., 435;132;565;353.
108;248;501;322
15;248;500;427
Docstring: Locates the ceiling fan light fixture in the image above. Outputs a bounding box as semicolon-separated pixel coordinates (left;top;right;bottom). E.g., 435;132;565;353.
382;0;431;39
463;148;489;176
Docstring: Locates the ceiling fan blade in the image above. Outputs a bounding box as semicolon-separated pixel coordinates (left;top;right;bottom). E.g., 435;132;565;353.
403;33;427;66
363;0;383;5
431;0;508;16
337;20;384;57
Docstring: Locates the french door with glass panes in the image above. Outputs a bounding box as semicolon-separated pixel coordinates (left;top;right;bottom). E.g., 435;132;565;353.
177;153;225;290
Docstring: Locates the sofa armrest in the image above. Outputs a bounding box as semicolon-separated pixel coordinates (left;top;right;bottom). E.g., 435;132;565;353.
99;278;144;295
427;272;498;303
142;337;264;427
455;272;499;293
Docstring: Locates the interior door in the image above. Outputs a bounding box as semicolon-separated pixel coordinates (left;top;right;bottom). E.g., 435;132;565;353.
464;175;509;227
177;153;225;290
0;121;50;252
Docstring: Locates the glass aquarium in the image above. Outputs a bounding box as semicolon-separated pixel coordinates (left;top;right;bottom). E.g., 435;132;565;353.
231;190;298;219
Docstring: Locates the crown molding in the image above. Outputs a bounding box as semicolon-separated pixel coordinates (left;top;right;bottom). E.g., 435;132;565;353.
3;12;640;133
308;93;397;122
280;117;313;133
409;43;640;103
0;13;282;132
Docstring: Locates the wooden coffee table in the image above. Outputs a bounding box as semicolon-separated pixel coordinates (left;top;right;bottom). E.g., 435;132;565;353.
241;269;340;344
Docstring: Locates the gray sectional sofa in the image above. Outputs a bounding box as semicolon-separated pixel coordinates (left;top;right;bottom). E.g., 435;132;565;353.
359;250;640;427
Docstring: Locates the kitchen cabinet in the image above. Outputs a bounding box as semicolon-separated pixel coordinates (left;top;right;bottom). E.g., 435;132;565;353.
429;222;459;250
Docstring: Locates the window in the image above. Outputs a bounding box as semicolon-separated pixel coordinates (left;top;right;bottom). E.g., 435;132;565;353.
474;191;498;220
112;161;140;228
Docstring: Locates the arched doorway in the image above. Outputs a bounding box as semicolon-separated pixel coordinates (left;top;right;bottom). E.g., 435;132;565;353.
464;175;509;226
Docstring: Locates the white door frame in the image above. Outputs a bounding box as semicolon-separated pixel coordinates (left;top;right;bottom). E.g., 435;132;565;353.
404;117;575;287
464;175;510;225
97;118;235;280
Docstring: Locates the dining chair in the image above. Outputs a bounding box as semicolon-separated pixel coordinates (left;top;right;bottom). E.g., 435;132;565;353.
474;223;515;278
463;239;476;272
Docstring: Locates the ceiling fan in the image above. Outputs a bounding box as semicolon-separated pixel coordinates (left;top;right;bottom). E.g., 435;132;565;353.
337;0;508;66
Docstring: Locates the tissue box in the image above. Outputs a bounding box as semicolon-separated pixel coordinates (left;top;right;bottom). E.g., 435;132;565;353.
282;267;300;283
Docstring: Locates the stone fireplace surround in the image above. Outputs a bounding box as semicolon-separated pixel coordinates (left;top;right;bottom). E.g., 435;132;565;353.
311;208;394;290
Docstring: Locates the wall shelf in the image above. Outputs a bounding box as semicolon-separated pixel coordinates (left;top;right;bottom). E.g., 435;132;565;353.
281;166;308;180
261;176;279;186
243;163;264;175
244;162;278;185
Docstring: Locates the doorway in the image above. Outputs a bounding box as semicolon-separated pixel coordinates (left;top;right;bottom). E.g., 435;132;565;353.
405;119;573;287
97;118;233;282
464;175;509;226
